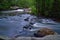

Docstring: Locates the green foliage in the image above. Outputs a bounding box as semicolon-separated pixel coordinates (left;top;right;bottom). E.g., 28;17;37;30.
36;0;60;19
0;0;60;19
30;6;37;15
0;0;36;15
0;0;10;10
0;0;36;13
0;0;35;9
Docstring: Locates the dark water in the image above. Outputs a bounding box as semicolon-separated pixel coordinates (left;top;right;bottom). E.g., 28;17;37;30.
0;14;60;38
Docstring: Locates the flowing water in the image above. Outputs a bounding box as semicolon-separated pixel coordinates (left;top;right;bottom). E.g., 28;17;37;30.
0;11;60;38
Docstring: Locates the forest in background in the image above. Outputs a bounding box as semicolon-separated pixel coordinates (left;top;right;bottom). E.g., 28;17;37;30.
0;0;60;21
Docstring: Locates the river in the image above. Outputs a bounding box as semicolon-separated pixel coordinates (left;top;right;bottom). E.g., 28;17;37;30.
0;10;60;38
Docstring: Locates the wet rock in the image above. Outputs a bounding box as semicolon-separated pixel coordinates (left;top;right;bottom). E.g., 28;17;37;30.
0;38;4;40
23;26;29;30
0;36;10;40
34;28;58;37
23;24;33;30
24;17;29;21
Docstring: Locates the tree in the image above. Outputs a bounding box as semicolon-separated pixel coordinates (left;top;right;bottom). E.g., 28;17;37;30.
50;0;60;19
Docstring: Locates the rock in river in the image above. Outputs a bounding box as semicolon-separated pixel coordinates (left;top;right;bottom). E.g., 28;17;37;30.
34;28;58;37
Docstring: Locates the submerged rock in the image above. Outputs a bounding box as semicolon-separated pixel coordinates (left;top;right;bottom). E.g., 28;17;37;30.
34;28;58;37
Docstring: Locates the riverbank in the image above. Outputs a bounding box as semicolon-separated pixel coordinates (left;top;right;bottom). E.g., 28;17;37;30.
1;35;60;40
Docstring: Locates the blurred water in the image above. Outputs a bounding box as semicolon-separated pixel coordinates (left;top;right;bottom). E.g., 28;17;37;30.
0;14;60;38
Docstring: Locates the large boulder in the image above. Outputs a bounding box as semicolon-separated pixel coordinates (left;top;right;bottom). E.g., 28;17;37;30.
34;28;58;37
